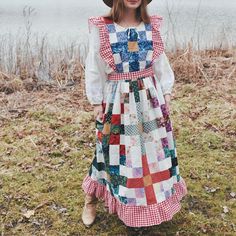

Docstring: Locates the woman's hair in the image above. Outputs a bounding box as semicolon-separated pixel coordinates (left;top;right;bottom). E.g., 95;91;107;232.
103;0;150;24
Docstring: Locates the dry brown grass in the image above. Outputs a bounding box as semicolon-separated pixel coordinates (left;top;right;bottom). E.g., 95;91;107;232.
168;45;236;83
0;55;235;235
0;39;235;95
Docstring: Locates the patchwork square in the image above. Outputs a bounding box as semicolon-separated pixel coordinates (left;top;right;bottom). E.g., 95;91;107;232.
166;119;172;132
128;41;139;52
102;122;111;135
144;23;152;31
156;191;166;203
111;124;120;134
153;182;161;194
120;124;125;135
96;130;103;142
162;178;173;191
120;165;133;177
171;166;177;176
146;61;152;68
137;78;145;90
139;50;148;61
120;103;124;113
138;31;147;40
166;132;174;149
123;62;130;72
111;42;127;54
170;149;176;159
116;62;124;73
107;24;116;33
138;122;144;133
129;52;139;61
151;97;159;108
158;157;172;171
113;53;122;64
109;165;119;175
149;162;158;174
96;143;104;163
109;33;118;43
145;142;157;163
120;51;129;62
157;149;165;161
123;114;130;125
130;113;137;124
143;175;152;186
130;146;142;167
111;114;121;125
139;41;153;51
164;190;171;199
117;31;128;41
146;89;151;100
129;60;140;72
161;137;168;148
135;188;145;198
130;135;140;146
146;50;153;60
146;30;152;40
132;167;143;178
127;198;137;205
109;145;120;165
120;144;126;155
120;155;126;165
163;147;171;158
139;61;146;70
110;173;127;187
109;134;120;144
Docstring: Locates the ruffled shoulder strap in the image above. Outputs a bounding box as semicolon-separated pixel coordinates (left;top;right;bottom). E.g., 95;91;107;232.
149;15;163;30
87;16;117;71
149;15;165;62
88;16;104;33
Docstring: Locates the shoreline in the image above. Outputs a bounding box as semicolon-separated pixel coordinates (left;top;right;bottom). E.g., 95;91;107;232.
0;47;235;95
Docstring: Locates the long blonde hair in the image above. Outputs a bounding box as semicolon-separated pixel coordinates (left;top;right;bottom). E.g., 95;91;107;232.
103;0;150;24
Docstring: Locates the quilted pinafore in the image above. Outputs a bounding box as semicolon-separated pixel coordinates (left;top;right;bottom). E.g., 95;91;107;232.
82;15;188;227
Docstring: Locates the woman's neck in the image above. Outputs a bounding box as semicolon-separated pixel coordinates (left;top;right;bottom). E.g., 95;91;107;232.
119;8;140;25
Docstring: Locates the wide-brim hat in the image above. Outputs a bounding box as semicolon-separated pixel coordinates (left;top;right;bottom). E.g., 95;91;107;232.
103;0;152;8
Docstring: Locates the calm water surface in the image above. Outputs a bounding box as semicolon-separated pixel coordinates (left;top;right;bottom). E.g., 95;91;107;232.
0;0;235;50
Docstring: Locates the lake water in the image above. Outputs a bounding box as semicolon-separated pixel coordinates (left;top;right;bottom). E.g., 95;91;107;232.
0;0;236;50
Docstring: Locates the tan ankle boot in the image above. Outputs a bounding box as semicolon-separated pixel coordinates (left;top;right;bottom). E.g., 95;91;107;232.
81;194;98;227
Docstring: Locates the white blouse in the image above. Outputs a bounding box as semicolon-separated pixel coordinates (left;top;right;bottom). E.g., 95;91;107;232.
85;23;175;105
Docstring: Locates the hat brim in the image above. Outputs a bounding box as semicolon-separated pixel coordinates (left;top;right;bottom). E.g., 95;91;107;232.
103;0;152;8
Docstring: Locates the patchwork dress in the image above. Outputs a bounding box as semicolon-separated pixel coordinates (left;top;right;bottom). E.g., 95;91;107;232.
82;15;188;227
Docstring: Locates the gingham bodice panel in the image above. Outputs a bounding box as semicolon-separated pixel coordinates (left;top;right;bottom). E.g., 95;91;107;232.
106;22;154;73
87;15;164;74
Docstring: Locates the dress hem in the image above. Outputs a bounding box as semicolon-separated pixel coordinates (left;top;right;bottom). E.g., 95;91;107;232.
81;174;188;227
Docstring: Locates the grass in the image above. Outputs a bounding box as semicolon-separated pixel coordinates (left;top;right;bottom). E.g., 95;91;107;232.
0;4;235;234
0;47;236;235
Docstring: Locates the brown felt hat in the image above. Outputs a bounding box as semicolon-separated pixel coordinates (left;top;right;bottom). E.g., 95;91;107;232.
103;0;152;8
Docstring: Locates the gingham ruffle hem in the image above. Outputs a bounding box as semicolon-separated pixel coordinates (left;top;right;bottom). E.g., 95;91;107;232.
82;174;188;227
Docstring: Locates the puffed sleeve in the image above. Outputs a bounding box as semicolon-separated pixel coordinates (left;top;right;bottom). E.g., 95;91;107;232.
85;22;108;105
152;52;175;95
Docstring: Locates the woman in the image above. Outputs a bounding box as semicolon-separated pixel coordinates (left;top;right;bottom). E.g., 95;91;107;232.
81;0;188;229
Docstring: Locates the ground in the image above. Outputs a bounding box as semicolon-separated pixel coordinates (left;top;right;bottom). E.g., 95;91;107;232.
0;49;235;235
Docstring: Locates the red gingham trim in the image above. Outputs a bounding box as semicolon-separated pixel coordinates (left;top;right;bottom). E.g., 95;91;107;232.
150;15;165;63
88;16;117;71
82;175;188;227
108;66;155;81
